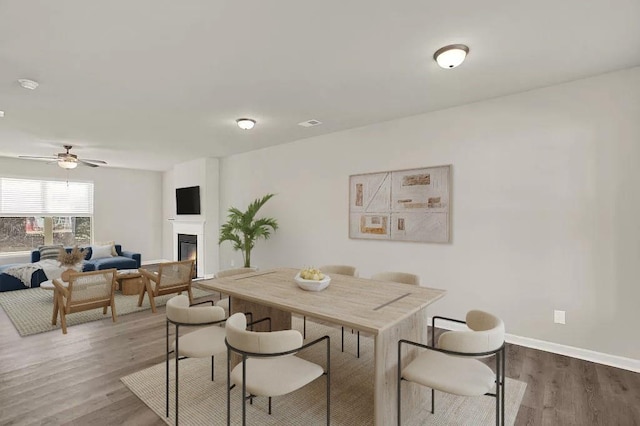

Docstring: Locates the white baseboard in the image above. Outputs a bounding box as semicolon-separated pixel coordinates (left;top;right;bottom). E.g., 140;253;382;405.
141;259;171;265
429;317;640;373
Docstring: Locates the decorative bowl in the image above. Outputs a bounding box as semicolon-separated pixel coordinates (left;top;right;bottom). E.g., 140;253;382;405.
294;273;331;292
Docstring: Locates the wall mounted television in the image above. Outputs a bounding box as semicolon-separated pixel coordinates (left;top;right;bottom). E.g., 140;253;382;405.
176;186;201;215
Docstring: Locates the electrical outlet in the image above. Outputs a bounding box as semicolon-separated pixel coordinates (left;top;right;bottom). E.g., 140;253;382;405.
230;259;235;267
554;310;566;324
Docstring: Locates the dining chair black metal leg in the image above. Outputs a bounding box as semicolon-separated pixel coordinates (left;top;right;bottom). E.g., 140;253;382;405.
357;331;360;358
303;316;306;339
341;326;344;352
226;349;231;426
211;355;215;381
241;355;247;426
165;320;170;418
175;324;179;426
268;397;272;415
431;388;435;414
397;341;402;426
500;347;507;425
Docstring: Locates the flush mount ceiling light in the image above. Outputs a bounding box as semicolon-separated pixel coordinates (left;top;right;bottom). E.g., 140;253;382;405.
58;158;78;169
0;111;4;118
433;44;469;69
236;118;256;130
18;78;39;90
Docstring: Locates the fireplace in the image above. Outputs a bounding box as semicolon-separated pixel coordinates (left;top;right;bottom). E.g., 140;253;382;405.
178;233;197;278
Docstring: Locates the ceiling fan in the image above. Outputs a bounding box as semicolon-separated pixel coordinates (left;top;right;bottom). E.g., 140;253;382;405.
19;145;107;169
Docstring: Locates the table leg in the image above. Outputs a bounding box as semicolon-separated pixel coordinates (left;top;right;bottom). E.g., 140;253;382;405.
230;297;292;332
374;307;428;425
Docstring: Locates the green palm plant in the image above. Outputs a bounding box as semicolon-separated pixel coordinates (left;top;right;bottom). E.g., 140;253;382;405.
218;193;278;268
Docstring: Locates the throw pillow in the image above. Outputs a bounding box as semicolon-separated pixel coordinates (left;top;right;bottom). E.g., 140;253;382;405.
91;244;114;260
96;241;118;256
38;245;63;260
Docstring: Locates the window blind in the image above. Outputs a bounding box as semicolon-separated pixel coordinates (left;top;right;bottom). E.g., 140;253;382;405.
0;177;94;215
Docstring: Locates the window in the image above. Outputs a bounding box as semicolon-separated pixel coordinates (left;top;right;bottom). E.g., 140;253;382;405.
0;178;93;253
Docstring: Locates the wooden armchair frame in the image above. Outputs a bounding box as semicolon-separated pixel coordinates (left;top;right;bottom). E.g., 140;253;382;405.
52;268;118;334
138;260;195;313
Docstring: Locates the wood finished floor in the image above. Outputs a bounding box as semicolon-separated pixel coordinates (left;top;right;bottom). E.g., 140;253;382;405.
0;293;638;426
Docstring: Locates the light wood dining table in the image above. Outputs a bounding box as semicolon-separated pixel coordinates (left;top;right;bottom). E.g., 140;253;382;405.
197;267;446;425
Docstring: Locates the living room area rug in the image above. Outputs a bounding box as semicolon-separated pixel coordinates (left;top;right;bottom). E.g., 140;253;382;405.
0;286;213;336
122;317;526;425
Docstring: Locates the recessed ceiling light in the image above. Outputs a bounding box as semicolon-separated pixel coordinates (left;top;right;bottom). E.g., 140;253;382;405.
18;79;39;90
433;44;469;69
0;111;4;118
236;118;256;130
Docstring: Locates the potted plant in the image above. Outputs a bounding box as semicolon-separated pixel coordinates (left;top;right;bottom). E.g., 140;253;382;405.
57;245;86;281
219;194;278;268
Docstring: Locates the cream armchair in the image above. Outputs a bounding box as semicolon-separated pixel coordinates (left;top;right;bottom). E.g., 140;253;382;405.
398;310;506;425
225;312;331;425
138;260;194;313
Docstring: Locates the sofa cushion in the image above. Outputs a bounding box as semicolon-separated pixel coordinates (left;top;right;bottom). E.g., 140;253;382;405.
90;256;137;271
91;244;114;260
93;241;117;256
39;245;63;260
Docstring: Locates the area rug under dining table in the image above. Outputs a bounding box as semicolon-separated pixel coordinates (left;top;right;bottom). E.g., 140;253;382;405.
0;286;213;336
122;317;527;425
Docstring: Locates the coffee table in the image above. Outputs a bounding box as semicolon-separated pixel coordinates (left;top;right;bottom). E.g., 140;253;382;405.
116;270;143;295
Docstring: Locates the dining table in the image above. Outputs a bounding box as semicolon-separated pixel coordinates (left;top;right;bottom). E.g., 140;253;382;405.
197;267;446;425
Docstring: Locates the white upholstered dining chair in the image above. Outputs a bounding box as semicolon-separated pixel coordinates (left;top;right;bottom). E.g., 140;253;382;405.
370;271;420;286
302;265;359;348
165;295;227;425
225;312;331;425
214;267;257;316
398;310;506;425
339;270;419;358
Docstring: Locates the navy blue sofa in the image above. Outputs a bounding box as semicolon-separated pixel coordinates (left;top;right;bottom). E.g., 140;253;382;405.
0;244;141;292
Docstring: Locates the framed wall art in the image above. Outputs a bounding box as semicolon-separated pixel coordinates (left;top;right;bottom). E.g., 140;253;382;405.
349;165;451;243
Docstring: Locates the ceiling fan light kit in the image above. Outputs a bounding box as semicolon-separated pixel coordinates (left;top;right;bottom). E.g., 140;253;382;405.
434;44;469;69
18;144;107;169
58;158;78;169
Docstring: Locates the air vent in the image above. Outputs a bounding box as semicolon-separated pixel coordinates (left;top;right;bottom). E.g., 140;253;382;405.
298;119;322;127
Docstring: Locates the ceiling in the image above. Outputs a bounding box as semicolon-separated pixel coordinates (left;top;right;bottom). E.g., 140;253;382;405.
0;0;639;171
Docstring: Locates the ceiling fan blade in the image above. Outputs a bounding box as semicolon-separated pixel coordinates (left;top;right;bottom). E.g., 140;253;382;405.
18;155;58;161
78;159;102;167
80;158;107;164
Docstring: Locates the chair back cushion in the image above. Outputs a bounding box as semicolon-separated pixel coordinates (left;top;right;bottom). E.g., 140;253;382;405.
319;265;358;277
166;295;225;324
226;313;303;355
371;271;420;285
438;310;505;354
215;267;257;278
158;260;193;289
67;269;116;305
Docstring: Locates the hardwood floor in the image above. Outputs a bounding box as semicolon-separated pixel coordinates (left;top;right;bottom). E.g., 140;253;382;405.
0;295;638;426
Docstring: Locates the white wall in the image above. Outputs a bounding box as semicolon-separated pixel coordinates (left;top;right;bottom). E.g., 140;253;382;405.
219;67;640;360
161;158;219;276
0;158;163;264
